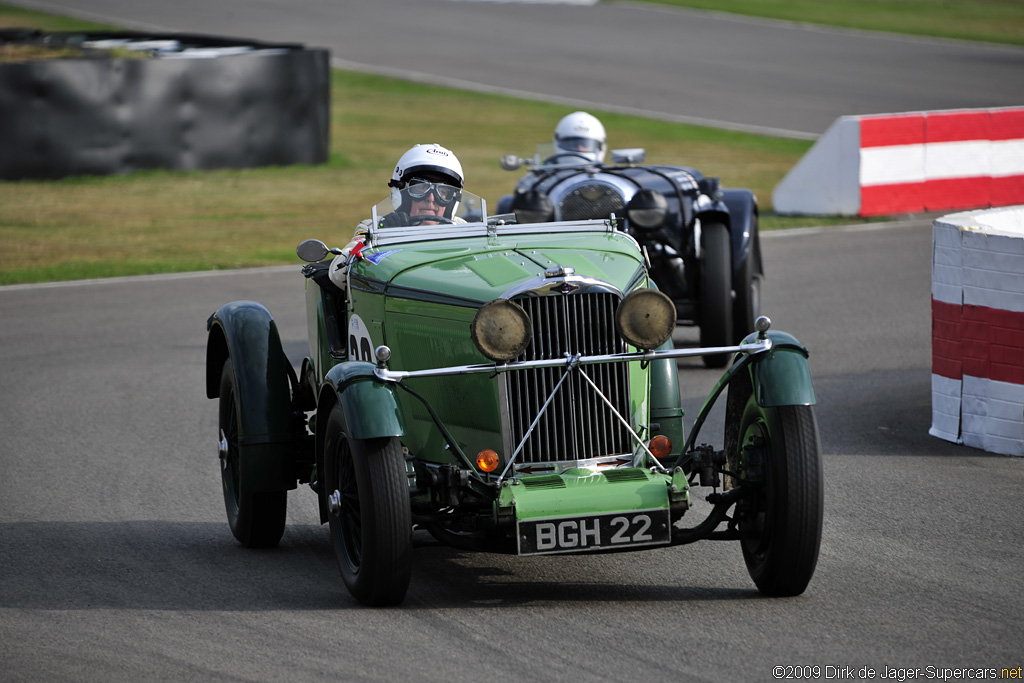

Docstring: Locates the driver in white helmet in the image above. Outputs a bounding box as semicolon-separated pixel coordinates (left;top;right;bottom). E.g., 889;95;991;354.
550;111;607;164
330;143;465;289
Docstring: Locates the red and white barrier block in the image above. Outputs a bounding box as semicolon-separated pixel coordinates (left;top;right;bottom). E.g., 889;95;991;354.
931;206;1024;456
774;107;1024;217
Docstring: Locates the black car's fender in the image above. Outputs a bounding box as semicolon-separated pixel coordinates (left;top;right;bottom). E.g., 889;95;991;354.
696;188;759;279
745;330;816;408
720;188;761;279
206;300;297;492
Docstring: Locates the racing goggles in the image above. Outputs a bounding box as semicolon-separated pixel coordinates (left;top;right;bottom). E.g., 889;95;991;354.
556;136;602;153
405;178;460;205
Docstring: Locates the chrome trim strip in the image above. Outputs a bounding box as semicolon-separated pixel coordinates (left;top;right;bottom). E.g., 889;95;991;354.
365;218;620;248
373;338;772;382
500;274;621;302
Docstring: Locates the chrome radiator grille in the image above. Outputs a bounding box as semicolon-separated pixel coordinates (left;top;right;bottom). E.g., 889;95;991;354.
506;292;631;464
557;183;626;221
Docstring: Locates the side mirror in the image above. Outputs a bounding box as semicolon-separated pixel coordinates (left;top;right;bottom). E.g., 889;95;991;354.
611;148;646;164
500;154;525;171
296;238;330;262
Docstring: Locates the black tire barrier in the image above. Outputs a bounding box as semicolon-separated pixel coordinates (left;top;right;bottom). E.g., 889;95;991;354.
0;29;330;180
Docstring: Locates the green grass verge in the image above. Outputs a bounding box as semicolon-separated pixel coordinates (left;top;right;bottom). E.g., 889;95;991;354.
637;0;1024;47
0;3;928;285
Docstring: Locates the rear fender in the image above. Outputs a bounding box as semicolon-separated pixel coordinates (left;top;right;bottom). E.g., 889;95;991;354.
206;300;296;492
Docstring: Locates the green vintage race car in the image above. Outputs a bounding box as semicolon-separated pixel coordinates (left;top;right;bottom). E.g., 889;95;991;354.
205;188;823;606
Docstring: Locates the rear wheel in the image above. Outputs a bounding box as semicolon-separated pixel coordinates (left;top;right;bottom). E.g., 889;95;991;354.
734;394;823;596
323;405;412;606
732;251;761;343
699;221;734;368
218;361;287;548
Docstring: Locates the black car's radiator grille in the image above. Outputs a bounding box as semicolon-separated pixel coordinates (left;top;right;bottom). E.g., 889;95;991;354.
557;183;626;221
506;292;631;464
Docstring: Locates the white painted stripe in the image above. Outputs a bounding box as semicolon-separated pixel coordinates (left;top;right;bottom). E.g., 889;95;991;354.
932;222;963;305
860;144;925;185
962;229;1024;313
862;139;1024;186
0;265;298;293
961;375;1024;456
925;140;990;180
929;374;962;444
992;139;1024;177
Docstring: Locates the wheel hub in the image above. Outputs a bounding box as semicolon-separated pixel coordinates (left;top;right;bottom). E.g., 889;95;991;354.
218;429;229;470
328;489;342;515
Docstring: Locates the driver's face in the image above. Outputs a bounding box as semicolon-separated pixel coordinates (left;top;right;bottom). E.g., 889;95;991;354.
410;192;444;223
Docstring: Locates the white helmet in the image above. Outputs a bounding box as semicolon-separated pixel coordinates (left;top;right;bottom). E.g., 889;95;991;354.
553;111;606;163
388;143;464;216
389;143;464;190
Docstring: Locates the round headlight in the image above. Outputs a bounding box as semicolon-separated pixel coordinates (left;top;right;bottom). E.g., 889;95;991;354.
615;288;677;350
471;299;533;362
626;189;669;230
511;190;554;224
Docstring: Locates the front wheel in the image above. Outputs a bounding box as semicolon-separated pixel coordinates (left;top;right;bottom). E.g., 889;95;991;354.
734;395;823;596
323;405;412;606
218;361;287;548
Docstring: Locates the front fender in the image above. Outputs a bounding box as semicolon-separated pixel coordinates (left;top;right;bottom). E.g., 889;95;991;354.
206;300;296;492
745;330;816;407
320;361;405;440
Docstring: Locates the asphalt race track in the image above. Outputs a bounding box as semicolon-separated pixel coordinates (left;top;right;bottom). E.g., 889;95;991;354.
2;1;1023;681
9;0;1024;138
2;221;1021;681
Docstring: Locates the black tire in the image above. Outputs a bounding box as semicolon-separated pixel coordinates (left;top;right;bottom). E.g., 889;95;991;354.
218;361;287;548
734;394;823;596
732;251;762;344
323;405;412;606
699;221;734;368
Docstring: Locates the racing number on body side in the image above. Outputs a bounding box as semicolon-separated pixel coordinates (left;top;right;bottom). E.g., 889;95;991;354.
348;314;374;363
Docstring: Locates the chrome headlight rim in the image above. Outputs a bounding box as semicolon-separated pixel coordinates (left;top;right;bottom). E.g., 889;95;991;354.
471;298;533;362
614;288;677;350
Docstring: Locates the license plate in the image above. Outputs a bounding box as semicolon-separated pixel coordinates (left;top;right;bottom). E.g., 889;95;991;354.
517;509;671;556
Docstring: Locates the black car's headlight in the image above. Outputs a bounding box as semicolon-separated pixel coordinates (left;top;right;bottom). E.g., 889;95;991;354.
511;190;554;224
615;288;676;350
625;189;669;230
471;299;533;362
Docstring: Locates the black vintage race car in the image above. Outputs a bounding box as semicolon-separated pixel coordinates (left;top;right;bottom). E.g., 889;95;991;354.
497;146;762;368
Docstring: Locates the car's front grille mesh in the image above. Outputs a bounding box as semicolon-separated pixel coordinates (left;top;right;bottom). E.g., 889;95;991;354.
506;292;631;464
557;183;626;221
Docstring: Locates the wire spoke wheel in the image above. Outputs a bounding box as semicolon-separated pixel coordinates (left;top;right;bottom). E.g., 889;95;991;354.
735;393;823;596
324;404;412;606
217;360;287;548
